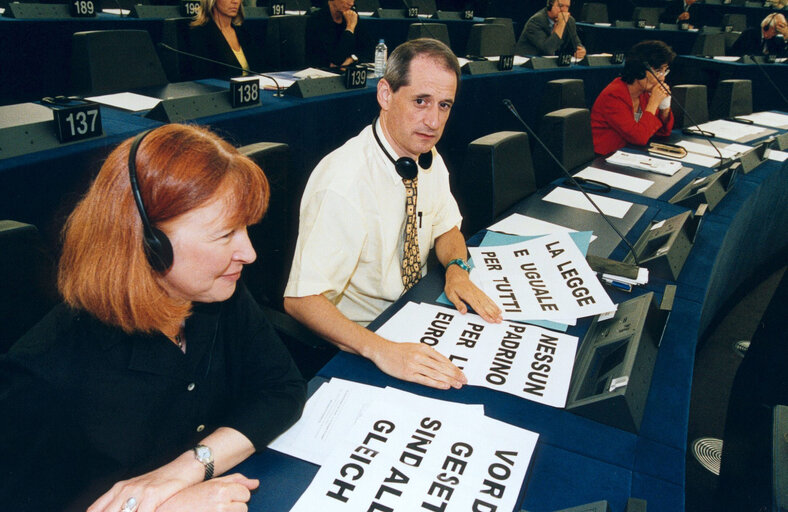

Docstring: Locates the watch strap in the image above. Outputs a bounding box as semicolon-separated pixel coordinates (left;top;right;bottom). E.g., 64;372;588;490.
204;460;214;481
446;258;470;273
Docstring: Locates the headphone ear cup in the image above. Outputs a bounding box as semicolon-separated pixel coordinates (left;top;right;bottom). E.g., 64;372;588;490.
418;150;433;170
395;157;419;180
143;226;174;273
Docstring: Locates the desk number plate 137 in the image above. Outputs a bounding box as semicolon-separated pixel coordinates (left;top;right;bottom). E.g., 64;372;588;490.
53;103;102;143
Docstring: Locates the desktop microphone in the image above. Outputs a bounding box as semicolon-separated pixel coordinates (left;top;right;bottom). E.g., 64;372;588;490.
157;43;284;97
502;98;641;266
644;63;732;172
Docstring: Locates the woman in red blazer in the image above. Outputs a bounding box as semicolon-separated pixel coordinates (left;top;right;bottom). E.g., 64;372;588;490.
591;40;676;155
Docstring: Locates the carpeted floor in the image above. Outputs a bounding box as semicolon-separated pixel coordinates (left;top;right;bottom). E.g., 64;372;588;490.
685;265;787;512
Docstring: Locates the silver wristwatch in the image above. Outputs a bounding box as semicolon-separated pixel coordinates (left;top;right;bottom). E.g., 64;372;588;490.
193;444;214;481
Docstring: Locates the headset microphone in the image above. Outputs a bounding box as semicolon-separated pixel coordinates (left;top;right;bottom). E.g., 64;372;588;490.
157;43;283;97
128;129;174;272
502;99;641;265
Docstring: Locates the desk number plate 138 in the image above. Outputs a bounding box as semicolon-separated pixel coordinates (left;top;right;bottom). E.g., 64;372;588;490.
53;102;102;143
230;77;260;108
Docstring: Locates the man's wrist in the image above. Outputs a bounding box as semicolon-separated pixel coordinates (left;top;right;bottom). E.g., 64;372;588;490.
445;258;471;274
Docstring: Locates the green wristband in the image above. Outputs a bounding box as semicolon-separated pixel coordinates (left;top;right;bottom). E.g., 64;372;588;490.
446;258;470;273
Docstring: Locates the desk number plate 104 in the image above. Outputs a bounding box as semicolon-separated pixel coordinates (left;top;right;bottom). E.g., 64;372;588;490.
70;0;96;17
53;102;102;143
181;0;200;17
345;65;367;89
230;77;260;108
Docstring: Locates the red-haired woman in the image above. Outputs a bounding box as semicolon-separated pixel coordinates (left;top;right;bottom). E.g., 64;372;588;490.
0;124;306;511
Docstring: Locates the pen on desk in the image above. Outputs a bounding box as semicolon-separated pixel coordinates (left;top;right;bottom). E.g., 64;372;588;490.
601;277;633;292
730;117;754;125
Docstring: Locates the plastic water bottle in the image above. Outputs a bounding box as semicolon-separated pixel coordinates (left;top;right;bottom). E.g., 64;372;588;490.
374;39;387;77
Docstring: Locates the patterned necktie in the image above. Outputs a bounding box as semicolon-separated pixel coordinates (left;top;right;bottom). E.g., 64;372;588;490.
401;176;421;291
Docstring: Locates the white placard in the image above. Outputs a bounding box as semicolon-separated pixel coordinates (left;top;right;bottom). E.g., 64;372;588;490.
376;302;580;407
575;166;654;193
85;92;160;112
691;119;770;142
290;399;538;512
542;187;633;218
468;232;616;323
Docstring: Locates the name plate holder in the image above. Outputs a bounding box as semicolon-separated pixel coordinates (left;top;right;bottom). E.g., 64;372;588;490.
669;167;730;211
230;76;260;108
622;210;700;280
181;0;200;17
69;0;96;17
50;99;103;144
344;65;368;89
0;102;104;160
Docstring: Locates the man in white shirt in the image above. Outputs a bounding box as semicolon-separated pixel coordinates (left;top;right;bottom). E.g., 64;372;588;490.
284;38;502;390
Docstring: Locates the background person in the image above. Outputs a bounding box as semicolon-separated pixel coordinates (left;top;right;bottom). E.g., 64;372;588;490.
729;12;788;57
659;0;700;27
284;39;502;391
306;0;373;68
515;0;586;59
0;124;306;511
591;40;675;155
188;0;266;79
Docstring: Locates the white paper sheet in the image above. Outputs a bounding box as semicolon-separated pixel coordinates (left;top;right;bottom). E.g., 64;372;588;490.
690;119;771;142
735;112;788;129
575;166;654;193
605;151;684;175
290;399;538;512
542;187;633;218
85;92;160;112
488;214;578;237
768;150;788;162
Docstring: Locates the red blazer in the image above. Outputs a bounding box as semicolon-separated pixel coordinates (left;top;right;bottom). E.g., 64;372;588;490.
590;78;675;155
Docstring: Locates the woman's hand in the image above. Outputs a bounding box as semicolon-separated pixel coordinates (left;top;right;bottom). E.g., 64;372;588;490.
158;474;259;512
87;453;202;512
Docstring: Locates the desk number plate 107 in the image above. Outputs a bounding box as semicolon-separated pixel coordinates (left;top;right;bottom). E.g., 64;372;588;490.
70;0;96;17
230;77;260;108
345;65;367;89
53;103;102;143
181;0;200;17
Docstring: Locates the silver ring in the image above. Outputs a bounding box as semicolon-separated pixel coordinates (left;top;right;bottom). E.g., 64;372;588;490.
120;497;138;512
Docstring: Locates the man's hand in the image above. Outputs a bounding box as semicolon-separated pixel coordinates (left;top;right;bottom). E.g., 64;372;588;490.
343;8;358;32
678;11;690;21
369;338;467;390
444;265;503;323
574;45;586;60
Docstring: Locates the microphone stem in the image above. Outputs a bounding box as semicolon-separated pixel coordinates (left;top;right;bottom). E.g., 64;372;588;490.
503;99;642;266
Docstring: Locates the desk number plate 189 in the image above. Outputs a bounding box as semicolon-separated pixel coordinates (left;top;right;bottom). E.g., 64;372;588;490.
230;77;260;108
53;103;102;143
345;65;367;89
70;0;96;17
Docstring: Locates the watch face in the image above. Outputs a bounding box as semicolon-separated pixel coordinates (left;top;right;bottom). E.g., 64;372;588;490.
195;445;212;463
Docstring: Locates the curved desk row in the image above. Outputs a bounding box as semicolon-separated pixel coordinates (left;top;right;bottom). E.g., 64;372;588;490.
235;123;786;512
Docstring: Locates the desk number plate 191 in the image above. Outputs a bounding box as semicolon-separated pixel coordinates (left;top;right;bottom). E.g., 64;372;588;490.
345;65;367;89
181;0;200;17
70;0;96;17
270;2;285;15
230;77;260;108
53;103;102;143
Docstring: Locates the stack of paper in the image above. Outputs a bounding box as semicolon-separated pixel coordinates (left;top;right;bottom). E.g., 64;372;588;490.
605;150;684;175
272;379;539;512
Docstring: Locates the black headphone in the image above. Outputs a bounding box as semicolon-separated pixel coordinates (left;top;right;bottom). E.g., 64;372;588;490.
546;0;554;8
371;117;433;180
128;128;174;273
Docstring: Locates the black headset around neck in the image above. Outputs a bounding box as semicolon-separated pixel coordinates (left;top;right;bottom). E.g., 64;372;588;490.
372;117;433;180
128;128;174;273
